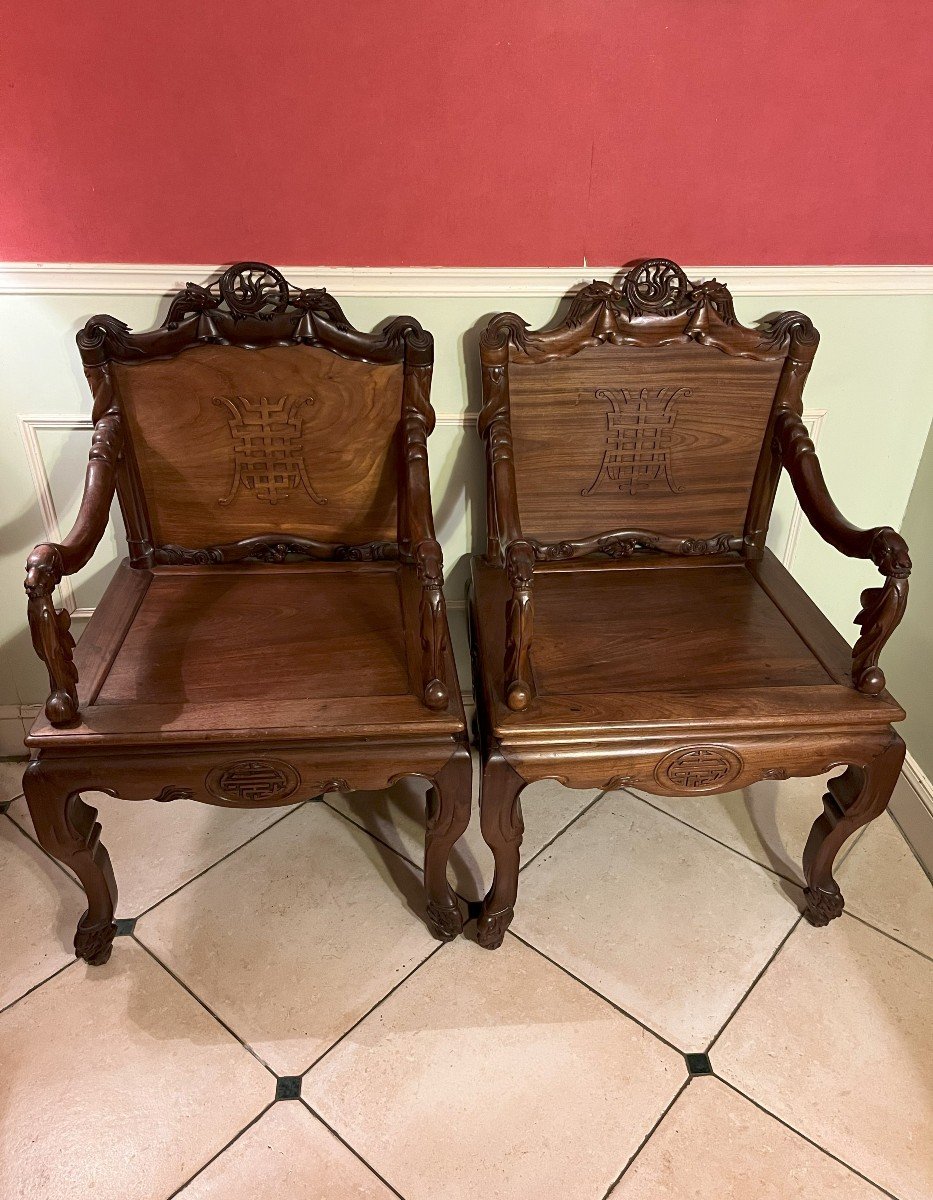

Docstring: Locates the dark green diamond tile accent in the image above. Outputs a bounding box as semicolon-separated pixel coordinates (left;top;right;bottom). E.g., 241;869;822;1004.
685;1052;713;1076
0;801;11;815
275;1076;302;1100
115;918;137;936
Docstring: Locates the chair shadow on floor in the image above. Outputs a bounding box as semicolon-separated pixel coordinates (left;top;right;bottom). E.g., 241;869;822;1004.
331;773;487;904
110;777;487;1054
707;775;844;908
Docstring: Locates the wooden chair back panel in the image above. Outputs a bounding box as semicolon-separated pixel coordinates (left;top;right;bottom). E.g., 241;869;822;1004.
507;342;783;542
112;344;402;547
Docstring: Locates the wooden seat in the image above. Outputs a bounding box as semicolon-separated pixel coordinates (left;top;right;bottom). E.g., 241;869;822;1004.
472;556;904;740
470;258;910;949
22;262;471;966
28;562;464;747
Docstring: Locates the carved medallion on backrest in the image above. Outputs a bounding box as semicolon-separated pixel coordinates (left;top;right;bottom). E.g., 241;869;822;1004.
482;259;818;551
78;262;419;553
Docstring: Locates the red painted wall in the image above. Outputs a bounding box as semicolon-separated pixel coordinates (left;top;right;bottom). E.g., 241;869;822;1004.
2;2;931;265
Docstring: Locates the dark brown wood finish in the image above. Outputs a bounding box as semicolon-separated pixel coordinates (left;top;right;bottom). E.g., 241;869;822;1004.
472;258;910;948
23;262;470;964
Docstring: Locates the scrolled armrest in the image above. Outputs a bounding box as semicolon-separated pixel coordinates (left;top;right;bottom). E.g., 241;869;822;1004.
24;409;123;724
503;539;535;711
775;410;911;695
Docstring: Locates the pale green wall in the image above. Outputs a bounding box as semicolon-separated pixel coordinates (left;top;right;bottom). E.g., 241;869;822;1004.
883;426;933;777
1;287;931;757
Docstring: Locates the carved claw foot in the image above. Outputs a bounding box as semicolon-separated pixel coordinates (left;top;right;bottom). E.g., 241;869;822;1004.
426;900;464;941
476;907;513;950
803;883;845;927
75;914;118;965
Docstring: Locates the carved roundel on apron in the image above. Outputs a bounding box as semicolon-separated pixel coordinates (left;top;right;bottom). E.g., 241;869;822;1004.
655;746;743;793
206;758;300;805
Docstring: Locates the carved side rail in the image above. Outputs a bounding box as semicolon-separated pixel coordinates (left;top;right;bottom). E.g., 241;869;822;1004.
25;408;123;724
398;329;449;711
775;410;911;694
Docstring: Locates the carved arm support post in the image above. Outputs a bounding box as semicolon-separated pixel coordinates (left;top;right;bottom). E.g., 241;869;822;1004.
25;408;123;724
400;330;449;711
775;410;911;695
479;321;536;712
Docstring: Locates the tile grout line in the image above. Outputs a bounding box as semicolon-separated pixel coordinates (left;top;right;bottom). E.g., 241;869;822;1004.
131;935;280;1078
714;1076;901;1200
506;929;685;1058
300;940;450;1078
625;783;871;882
0;957;78;1018
704;915;803;1056
514;789;610;876
4;807;85;893
5;779;923;1200
624;787;816;890
705;910;932;1062
843;909;933;965
599;1076;693;1200
131;800;311;921
320;797;426;878
5;794;312;918
299;1098;408;1200
516;787;932;967
316;796;490;934
323;786;610;909
163;1099;278;1200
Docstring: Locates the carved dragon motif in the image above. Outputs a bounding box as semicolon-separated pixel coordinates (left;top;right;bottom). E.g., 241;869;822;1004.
154;537;399;565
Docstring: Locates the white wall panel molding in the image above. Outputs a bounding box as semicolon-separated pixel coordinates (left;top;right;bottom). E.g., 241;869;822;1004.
434;414;476;427
2;263;933;297
18;414;95;619
891;753;933;879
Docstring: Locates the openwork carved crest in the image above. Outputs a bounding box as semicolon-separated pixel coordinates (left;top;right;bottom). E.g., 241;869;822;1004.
215;395;326;506
583;386;688;497
166;261;350;328
655;747;743;792
206;759;300;804
624;259;692;315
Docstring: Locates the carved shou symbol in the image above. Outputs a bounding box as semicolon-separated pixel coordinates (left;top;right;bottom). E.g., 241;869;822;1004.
214;395;326;506
582;386;689;497
656;746;742;792
207;759;300;804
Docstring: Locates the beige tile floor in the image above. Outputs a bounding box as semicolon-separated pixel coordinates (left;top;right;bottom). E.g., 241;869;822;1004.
1;758;931;1200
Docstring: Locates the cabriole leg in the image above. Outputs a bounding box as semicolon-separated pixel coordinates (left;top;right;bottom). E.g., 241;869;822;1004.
424;744;472;940
23;760;118;965
477;748;525;950
802;734;905;926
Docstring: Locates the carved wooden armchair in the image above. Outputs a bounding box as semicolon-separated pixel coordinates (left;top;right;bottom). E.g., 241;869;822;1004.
23;261;470;965
469;258;910;949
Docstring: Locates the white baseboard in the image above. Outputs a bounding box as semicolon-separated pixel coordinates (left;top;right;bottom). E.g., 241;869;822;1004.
891;752;933;879
2;263;933;297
